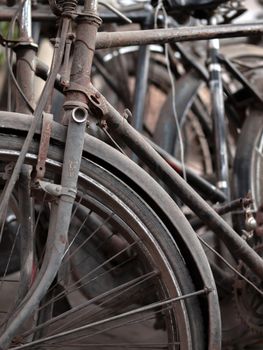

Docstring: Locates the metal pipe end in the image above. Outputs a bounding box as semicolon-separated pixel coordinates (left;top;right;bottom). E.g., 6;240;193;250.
72;107;88;123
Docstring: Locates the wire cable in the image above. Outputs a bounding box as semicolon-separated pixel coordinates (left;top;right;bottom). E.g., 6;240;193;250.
154;0;187;181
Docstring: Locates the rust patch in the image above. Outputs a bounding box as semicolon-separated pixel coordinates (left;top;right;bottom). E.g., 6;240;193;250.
36;113;53;180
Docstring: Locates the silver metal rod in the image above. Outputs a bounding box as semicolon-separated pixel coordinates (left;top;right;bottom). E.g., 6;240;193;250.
20;0;32;38
84;0;98;12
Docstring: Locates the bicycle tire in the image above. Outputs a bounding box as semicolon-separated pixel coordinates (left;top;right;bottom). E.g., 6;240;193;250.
0;120;206;349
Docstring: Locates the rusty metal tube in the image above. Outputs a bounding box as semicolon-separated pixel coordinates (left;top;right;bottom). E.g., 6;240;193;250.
104;102;263;281
95;22;263;49
84;0;98;12
0;5;56;21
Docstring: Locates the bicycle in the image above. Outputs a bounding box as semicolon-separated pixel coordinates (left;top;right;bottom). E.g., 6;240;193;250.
0;0;262;349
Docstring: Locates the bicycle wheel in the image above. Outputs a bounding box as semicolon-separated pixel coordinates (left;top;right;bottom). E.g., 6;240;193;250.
0;117;206;349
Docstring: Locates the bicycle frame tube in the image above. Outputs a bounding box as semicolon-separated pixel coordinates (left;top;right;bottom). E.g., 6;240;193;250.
98;101;263;281
33;54;230;204
95;22;263;49
15;0;37;302
132;14;152;133
20;0;32;38
84;0;97;12
208;18;230;199
14;0;36;114
0;6;150;22
131;15;152;162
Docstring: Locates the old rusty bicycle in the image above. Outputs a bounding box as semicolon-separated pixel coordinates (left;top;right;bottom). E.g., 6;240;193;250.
0;0;262;349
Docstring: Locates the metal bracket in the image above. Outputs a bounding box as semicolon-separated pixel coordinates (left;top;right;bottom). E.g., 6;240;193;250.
0;34;37;49
36;113;53;180
241;194;257;240
0;33;20;47
66;82;109;118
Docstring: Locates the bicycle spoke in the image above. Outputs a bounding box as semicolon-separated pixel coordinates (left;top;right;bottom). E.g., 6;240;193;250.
62;210;92;260
63;213;115;264
36;240;139;312
12;289;206;349
19;271;157;337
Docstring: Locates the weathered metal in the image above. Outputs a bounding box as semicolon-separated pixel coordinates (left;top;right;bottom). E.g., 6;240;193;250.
35;113;53;180
14;0;36;312
133;44;150;133
191;197;253;230
14;0;36;114
1;1;262;348
147;137;227;203
0;16;70;224
208;20;230;199
1;9;263;45
17;166;35;302
0;6;149;22
95;22;263;49
0;16;71;350
62;11;101;123
97;98;263;281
